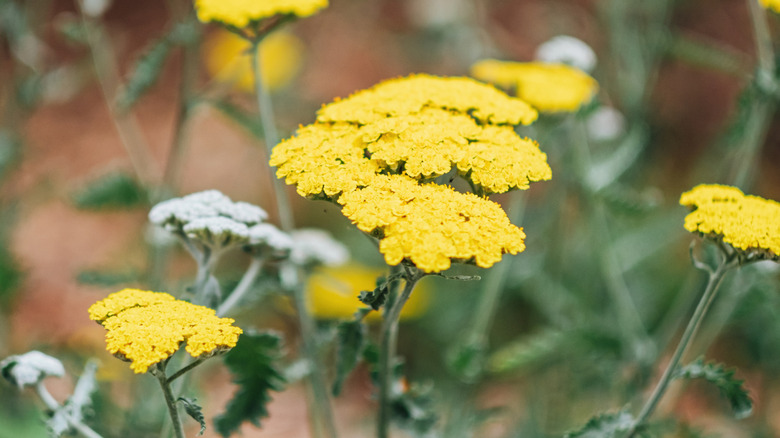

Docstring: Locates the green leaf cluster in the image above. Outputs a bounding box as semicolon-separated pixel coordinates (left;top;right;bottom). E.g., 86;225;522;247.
214;330;286;437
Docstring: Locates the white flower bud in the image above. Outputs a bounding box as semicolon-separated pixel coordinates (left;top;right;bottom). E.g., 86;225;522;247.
248;223;294;251
289;229;349;266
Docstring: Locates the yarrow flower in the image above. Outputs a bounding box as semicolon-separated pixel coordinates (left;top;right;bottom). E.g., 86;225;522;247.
89;289;243;373
760;0;780;13
0;351;65;388
534;35;597;73
203;29;304;93
680;184;780;261
470;59;598;112
270;74;551;272
195;0;328;28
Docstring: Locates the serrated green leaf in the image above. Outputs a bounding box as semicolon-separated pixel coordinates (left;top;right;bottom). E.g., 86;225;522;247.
674;357;753;419
178;397;206;436
71;172;147;210
359;283;389;311
115;20;199;112
214;330;286;437
332;318;366;396
564;410;635;438
487;330;564;374
392;382;438;437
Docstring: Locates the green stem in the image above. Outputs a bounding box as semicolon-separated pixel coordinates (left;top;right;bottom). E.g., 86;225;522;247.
153;365;185;438
250;38;295;232
217;258;264;316
732;0;776;190
378;268;422;438
167;357;206;384
291;266;338;438
628;255;736;436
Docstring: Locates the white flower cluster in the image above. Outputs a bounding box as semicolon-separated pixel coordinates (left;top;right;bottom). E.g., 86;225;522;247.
289;229;349;267
1;351;65;389
535;35;597;73
149;190;277;249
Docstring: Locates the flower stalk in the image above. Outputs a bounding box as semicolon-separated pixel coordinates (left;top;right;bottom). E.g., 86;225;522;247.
378;266;424;438
152;364;185;438
628;251;738;436
250;35;295;232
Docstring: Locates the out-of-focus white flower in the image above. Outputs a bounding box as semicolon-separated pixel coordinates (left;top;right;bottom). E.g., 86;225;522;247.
81;0;112;17
1;351;65;389
182;189;231;205
535;35;597;73
289;229;349;266
148;198;218;229
586;106;626;142
248;223;294;251
214;201;268;225
184;216;250;246
405;0;473;28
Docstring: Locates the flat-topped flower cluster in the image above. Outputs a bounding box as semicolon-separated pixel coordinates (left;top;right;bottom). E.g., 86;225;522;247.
680;184;780;261
271;74;552;272
89;289;243;373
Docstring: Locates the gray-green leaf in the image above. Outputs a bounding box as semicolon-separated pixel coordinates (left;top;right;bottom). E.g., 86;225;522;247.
674;357;753;419
332;318;366;396
564;410;635;438
178;397;206;436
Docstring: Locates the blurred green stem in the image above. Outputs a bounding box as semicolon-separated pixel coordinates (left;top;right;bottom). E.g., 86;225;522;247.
731;0;776;190
250;37;295;232
455;190;527;380
628;253;737;436
290;266;339;438
569;118;651;362
217;258;264;316
378;266;423;438
77;9;158;186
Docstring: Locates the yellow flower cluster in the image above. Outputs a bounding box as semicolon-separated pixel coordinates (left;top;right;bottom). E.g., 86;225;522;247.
680;184;780;260
203;29;304;93
760;0;780;13
271;74;550;272
195;0;328;28
89;289;243;373
470;60;598;112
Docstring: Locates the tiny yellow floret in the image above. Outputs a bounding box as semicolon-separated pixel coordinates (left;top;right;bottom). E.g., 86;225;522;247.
680;184;780;260
89;289;242;373
195;0;328;28
471;60;598;112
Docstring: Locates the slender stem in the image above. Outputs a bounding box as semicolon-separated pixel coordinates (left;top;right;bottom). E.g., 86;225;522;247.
77;9;159;186
36;382;105;438
291;266;338;438
217;258;264;316
628;256;736;436
732;0;777;190
250;38;295;232
35;381;60;411
167;358;206;384
161;17;201;199
378;268;422;438
153;365;185;438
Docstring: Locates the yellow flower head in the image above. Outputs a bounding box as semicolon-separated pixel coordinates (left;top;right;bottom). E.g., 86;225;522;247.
471;59;598;112
760;0;780;13
271;74;550;273
680;184;780;260
195;0;328;28
317;73;538;126
89;289;243;373
203;29;304;93
306;264;429;320
339;175;526;273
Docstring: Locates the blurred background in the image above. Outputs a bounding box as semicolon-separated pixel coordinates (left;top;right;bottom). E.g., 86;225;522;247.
1;0;780;437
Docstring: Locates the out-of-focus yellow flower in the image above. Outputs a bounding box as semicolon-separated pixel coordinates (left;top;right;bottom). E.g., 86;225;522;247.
680;184;780;260
195;0;328;28
203;29;304;93
89;289;243;374
760;0;780;13
270;74;551;273
471;59;598;112
307;264;429;320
